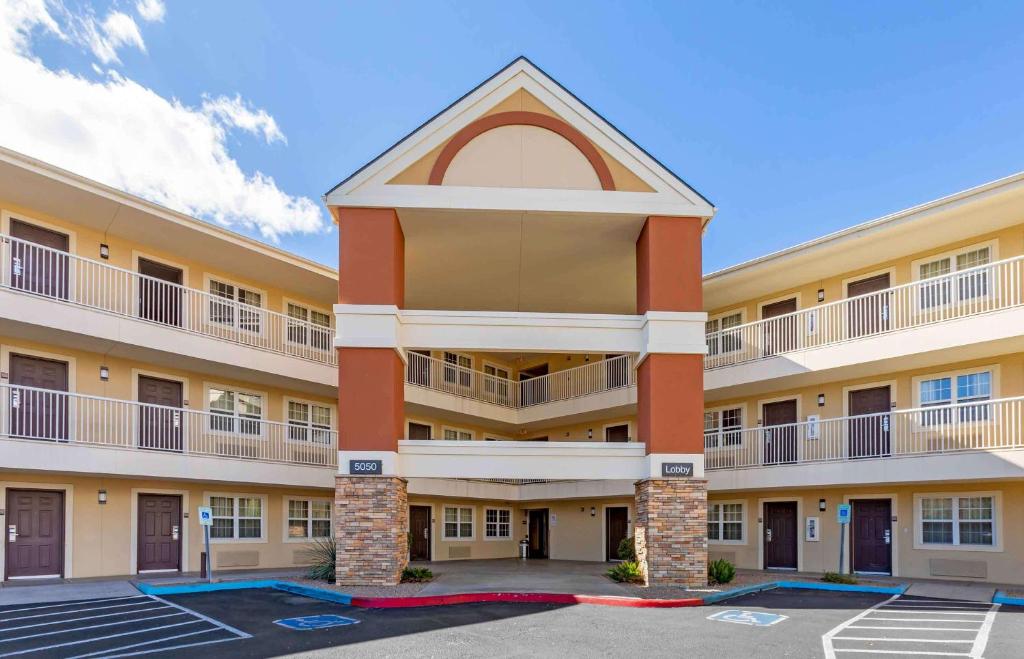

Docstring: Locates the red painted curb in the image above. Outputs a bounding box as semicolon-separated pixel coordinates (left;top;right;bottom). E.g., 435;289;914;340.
349;592;702;609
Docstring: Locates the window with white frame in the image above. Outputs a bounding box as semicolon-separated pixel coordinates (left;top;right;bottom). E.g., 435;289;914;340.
707;502;743;542
484;508;511;539
705;312;743;356
443;351;472;387
919;495;994;547
919;370;992;425
443;506;473;539
917;245;991;309
704;408;742;448
208;387;264;435
483;363;510;400
209;279;263;333
210;495;263;540
287;498;332;539
286;303;332;351
443;428;473;441
287;400;332;443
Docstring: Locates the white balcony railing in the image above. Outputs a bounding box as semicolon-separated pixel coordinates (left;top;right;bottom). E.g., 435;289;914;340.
705;396;1024;471
705;255;1024;369
0;384;337;468
405;352;636;409
0;235;335;365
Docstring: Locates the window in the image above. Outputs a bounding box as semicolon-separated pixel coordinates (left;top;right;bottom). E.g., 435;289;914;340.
443;352;472;387
443;427;473;441
209;279;263;333
707;502;743;542
286;303;331;351
917;245;992;308
483;363;510;400
706;312;742;356
919;370;991;425
484;508;511;539
287;400;332;443
210;495;263;540
919;495;995;547
287;499;332;539
704;408;742;448
443;506;473;539
208;387;264;435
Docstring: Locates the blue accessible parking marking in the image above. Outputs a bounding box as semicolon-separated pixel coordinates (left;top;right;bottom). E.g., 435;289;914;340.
707;610;789;627
273;614;360;631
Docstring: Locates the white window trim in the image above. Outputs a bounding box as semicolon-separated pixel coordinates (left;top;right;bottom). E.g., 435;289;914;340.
203;382;269;439
281;495;333;544
202;274;268;337
442;505;475;541
910;240;999;310
204;492;268;544
482;507;513;541
441;425;475;441
283;396;336;445
708;499;746;545
704;403;746;450
283;297;334;348
913;491;1002;552
911;365;999;429
705;308;746;356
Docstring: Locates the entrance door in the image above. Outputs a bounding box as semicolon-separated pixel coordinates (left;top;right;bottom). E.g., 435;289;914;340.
848;386;891;459
408;422;432;440
605;354;627;388
852;499;892;574
9;354;69;441
604;424;630;443
137;494;182;572
9;219;70;300
5;489;64;579
409;506;431;561
761;298;798;356
847;274;891;338
519;364;549;405
137;258;183;327
762;400;798;465
605;507;629;561
763;501;798;570
138;376;184;451
527;509;549;558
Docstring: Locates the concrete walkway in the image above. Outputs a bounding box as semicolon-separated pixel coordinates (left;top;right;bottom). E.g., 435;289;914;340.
904;580;995;602
415;559;628;596
0;579;140;606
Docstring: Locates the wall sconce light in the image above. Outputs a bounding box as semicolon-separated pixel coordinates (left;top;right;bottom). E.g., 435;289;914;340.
590;507;596;517
817;393;826;407
587;428;593;440
98;490;108;505
584;355;590;362
580;507;585;513
99;366;110;381
818;499;826;512
99;244;110;260
817;289;825;302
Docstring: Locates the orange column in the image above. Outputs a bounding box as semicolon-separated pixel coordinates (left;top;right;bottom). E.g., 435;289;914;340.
337;207;404;452
636;215;704;455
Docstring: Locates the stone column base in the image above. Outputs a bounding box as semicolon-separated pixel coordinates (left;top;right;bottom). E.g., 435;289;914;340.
634;478;708;587
334;475;408;586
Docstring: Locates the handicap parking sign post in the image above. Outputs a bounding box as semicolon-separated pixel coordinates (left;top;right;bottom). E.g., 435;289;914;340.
837;503;852;574
197;505;213;582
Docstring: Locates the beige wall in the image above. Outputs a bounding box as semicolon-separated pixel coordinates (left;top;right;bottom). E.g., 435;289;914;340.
403;411;635;442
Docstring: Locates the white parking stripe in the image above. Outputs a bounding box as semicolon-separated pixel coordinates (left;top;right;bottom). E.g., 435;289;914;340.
146;595;251;639
0;598;146;615
833;637;974;643
0;612;187;644
0;620;202;657
0;606;170;632
0;601;153;622
99;635;241;659
850;626;980;632
834;650;969;656
863;617;983;623
969;603;999;658
67;628;223;659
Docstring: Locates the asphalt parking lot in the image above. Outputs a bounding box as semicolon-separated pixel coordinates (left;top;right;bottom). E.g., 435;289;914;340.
3;587;1020;658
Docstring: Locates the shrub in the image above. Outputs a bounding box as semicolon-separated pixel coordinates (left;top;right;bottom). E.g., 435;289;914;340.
606;560;644;583
707;558;736;585
822;572;858;585
401;566;434;583
302;537;336;583
617;536;636;561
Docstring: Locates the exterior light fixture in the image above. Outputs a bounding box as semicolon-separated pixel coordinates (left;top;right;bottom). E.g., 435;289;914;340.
817;288;825;302
100;244;110;259
99;366;110;381
587;428;593;440
819;499;826;512
817;394;825;407
98;490;108;504
590;507;596;517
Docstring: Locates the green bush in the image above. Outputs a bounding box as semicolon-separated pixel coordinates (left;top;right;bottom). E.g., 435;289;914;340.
822;572;858;585
606;560;644;583
302;537;336;583
707;558;736;585
401;566;434;583
617;536;636;561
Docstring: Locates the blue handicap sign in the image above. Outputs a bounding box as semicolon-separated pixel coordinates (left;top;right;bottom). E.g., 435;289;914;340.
707;610;789;627
837;503;852;525
274;614;360;631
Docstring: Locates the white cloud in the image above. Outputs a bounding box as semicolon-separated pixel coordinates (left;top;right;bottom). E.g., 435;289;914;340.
80;10;145;64
0;0;326;241
135;0;164;22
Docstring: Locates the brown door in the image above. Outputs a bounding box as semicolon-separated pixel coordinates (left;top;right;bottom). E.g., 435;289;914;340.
9;219;70;300
9;354;69;441
847;273;891;338
852;499;892;574
407;350;431;387
848;386;891;459
519;363;550;404
408;422;432;440
5;489;64;579
762;400;798;465
137;494;182;572
527;509;549;558
137;258;183;327
409;505;431;561
605;354;627;388
138;375;184;451
605;424;630;442
761;297;798;355
763;501;798;570
605;507;629;561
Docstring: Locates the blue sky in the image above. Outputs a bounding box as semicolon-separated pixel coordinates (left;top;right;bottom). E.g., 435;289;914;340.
5;1;1024;273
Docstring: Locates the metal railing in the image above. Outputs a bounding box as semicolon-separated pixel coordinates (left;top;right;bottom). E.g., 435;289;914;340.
0;384;337;468
704;255;1024;369
705;396;1024;471
0;235;335;365
405;352;636;408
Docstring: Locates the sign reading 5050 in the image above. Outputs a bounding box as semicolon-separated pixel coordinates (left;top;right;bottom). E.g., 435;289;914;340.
349;459;383;475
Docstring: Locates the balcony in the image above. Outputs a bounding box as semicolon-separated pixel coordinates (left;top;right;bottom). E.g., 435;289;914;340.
0;384;336;484
0;234;336;371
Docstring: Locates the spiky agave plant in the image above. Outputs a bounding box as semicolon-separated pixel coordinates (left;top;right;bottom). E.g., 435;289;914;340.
303;536;337;583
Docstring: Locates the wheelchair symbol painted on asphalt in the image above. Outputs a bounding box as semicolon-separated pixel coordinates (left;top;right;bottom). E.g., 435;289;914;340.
274;614;361;630
707;610;789;627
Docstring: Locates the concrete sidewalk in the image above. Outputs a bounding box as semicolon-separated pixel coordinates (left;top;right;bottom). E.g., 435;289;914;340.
415;559;629;596
0;579;139;606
